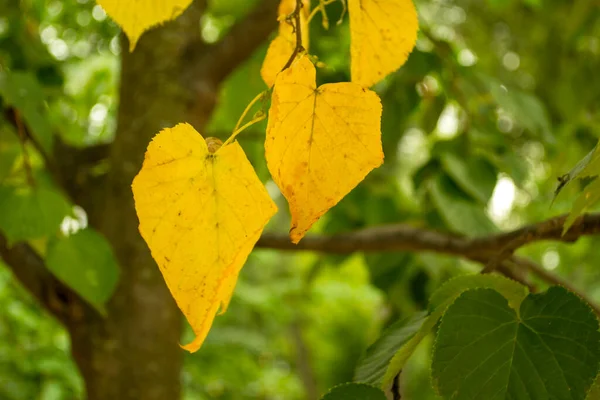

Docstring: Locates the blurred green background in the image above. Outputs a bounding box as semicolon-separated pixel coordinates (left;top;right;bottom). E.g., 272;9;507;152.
0;0;599;399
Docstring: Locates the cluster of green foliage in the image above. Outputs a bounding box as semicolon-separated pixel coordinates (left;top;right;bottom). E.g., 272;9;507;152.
1;0;600;398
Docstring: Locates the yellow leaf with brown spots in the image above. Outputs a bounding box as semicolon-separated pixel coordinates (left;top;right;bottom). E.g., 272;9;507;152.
266;56;383;243
261;0;311;87
348;0;418;87
132;123;277;352
97;0;193;51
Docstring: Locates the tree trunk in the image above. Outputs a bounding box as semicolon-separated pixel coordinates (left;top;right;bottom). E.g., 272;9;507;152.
68;9;218;400
0;2;277;398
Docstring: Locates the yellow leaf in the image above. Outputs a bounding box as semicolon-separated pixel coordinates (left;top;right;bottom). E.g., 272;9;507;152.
132;123;277;352
261;0;310;87
266;56;383;243
97;0;193;51
348;0;418;87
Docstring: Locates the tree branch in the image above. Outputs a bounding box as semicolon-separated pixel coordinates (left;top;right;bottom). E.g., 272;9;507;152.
257;212;600;257
0;234;92;327
183;0;280;85
257;212;600;313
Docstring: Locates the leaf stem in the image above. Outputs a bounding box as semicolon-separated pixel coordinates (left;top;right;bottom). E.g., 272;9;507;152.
233;90;266;133
223;114;267;147
223;90;269;147
307;0;337;27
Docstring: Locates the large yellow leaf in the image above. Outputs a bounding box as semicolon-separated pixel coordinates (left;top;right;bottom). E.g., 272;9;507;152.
348;0;418;87
266;56;383;243
261;0;310;87
132;123;277;352
97;0;193;51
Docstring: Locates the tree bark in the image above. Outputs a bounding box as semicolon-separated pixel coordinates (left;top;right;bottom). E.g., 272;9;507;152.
0;1;276;398
63;2;278;399
65;4;213;399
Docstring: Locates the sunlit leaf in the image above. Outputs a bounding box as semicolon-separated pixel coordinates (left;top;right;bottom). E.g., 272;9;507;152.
266;56;383;243
97;0;193;51
432;287;600;400
348;0;418;87
260;0;310;87
132;123;277;352
46;228;120;313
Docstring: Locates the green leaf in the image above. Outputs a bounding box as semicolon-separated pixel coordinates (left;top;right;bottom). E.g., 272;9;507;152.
429;175;498;236
0;186;70;242
321;383;386;400
432;287;600;400
586;376;600;400
0;71;53;154
354;311;427;386
377;275;527;388
486;78;553;143
46;229;120;312
557;143;600;233
428;274;528;312
441;154;497;204
564;178;600;234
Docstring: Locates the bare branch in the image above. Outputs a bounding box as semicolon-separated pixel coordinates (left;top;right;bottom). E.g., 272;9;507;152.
511;256;600;316
257;212;600;257
257;212;600;314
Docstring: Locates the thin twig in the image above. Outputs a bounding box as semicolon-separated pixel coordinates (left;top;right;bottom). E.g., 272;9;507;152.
256;213;600;315
281;0;304;71
223;91;268;147
511;256;600;316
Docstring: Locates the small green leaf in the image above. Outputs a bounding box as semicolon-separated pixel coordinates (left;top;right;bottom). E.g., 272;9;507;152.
441;154;497;204
0;71;53;154
557;143;600;233
429;175;498;236
46;228;120;312
486;78;553;143
354;311;427;386
0;186;70;242
432;287;600;400
321;383;386;400
564;178;600;234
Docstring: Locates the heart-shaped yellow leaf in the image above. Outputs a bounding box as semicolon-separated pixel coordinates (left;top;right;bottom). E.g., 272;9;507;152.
97;0;193;51
266;56;383;243
132;123;277;352
348;0;418;87
261;0;311;87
